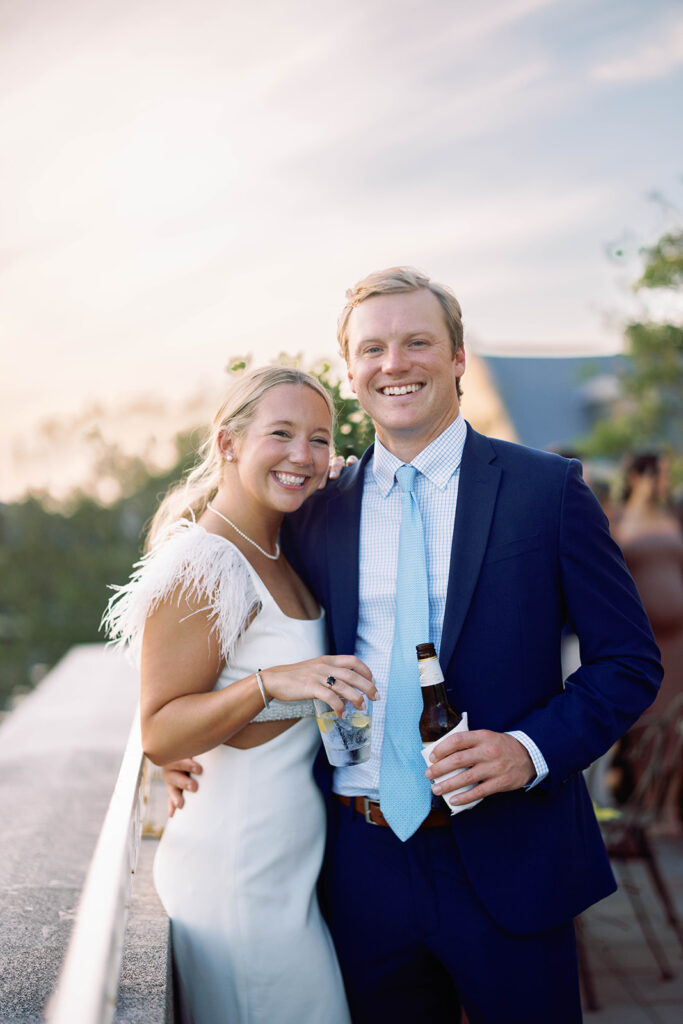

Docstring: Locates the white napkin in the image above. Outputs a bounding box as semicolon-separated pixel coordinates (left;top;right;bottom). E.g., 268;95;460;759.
421;713;483;816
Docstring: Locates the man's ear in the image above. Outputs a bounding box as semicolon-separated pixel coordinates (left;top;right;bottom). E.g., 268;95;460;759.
454;345;466;379
347;365;357;395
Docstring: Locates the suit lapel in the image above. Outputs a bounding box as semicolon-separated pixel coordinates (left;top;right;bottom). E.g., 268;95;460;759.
323;431;499;669
324;446;373;655
439;426;501;673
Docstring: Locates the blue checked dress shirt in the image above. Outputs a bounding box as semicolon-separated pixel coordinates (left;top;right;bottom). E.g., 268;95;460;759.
333;415;548;800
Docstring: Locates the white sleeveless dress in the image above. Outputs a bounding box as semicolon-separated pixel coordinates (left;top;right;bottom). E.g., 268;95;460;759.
103;522;350;1024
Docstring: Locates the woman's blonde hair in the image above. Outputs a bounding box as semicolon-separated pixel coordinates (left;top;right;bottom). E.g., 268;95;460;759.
146;365;335;550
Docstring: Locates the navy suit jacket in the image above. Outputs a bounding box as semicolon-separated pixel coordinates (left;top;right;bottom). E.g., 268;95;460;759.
283;425;662;935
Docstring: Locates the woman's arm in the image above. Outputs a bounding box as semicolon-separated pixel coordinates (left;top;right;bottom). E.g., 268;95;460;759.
140;590;263;764
140;589;377;766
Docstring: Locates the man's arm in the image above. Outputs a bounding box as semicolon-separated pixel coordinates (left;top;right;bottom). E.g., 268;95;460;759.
515;460;661;792
427;460;661;804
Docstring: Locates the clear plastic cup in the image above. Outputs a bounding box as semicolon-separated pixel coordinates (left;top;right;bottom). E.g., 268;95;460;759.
313;694;372;767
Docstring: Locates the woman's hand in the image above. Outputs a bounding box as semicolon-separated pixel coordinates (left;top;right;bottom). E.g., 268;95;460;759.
162;758;203;817
261;655;377;716
319;454;359;487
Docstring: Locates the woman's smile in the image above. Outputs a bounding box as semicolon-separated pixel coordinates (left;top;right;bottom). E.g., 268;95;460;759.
272;470;309;489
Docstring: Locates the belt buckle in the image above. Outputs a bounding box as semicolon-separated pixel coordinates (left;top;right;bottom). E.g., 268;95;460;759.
362;797;381;826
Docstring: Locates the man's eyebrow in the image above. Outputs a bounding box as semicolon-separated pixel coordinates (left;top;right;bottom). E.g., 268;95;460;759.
357;329;438;343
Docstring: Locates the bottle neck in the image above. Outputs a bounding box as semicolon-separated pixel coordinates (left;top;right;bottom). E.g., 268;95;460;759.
421;681;450;706
417;655;445;689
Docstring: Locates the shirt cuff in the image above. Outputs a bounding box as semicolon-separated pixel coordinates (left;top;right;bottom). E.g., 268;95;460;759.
506;730;548;789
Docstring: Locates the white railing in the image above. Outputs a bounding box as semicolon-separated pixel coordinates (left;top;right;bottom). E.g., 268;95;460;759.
46;714;146;1024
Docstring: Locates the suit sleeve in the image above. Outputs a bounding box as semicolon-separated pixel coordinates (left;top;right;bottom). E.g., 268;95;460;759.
511;460;662;795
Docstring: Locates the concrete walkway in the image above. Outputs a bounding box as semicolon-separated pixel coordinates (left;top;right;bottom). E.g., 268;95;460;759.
2;645;681;1022
579;836;683;1023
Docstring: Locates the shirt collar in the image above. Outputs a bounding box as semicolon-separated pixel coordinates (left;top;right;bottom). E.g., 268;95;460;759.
372;415;468;496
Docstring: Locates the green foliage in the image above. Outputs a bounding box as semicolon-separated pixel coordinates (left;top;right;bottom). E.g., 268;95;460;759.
313;360;374;458
637;230;683;290
0;434;199;709
578;228;683;467
0;360;372;707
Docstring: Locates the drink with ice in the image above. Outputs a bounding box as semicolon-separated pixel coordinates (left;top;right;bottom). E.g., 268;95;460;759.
313;697;371;766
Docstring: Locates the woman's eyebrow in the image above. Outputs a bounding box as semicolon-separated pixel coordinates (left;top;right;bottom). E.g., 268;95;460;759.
266;419;330;433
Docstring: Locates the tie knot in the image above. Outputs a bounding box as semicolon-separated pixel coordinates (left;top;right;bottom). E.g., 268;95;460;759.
395;464;417;493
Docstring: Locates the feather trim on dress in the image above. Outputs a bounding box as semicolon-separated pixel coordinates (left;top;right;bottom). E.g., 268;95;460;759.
102;519;261;666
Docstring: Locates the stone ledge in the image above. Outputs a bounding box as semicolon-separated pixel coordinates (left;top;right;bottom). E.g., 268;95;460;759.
0;645;172;1023
115;837;174;1024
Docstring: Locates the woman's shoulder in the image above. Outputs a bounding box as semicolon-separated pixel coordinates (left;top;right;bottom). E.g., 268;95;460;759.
123;520;257;607
616;508;682;544
102;519;260;663
619;524;683;555
145;518;251;572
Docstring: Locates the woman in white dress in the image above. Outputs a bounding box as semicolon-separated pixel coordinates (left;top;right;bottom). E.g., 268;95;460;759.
104;366;376;1024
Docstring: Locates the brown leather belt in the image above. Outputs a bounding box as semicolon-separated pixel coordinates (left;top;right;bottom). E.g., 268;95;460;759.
334;794;451;829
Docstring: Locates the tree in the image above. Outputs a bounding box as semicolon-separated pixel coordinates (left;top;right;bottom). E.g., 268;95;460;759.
578;228;683;470
313;360;374;458
0;432;200;708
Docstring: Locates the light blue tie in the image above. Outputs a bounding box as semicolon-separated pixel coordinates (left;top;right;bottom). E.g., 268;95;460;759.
379;464;433;841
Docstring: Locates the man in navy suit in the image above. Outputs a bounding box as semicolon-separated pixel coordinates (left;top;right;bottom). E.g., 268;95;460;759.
167;267;660;1022
280;267;661;1024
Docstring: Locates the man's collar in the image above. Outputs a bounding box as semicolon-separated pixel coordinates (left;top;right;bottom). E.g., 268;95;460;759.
371;415;468;496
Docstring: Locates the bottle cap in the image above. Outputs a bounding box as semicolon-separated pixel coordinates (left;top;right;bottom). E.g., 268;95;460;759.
416;642;436;658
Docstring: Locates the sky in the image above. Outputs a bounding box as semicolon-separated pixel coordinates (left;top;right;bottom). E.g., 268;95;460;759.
2;0;682;497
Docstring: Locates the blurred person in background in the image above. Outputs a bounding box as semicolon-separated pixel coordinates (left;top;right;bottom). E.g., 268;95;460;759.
549;451;617;531
550;455;620;809
586;475;617;531
613;451;683;835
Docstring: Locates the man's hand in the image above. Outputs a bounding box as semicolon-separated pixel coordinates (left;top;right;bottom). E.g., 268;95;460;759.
163;758;202;817
425;730;535;807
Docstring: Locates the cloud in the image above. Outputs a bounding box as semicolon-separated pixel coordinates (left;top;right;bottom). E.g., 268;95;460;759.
428;0;561;46
1;0;681;470
592;11;683;83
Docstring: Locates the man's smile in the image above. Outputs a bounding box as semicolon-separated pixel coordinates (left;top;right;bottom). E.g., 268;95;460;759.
379;383;425;396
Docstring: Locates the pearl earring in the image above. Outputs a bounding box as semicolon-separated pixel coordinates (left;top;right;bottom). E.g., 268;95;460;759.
225;454;234;462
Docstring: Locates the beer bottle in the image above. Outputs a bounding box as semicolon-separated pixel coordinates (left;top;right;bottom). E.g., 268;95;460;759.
417;642;462;744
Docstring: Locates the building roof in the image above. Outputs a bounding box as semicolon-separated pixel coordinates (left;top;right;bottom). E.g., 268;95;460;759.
481;354;623;452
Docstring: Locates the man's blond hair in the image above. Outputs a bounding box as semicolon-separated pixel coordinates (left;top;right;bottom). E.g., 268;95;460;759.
337;266;464;363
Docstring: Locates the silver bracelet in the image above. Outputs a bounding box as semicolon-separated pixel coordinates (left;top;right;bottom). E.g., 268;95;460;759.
255;670;270;710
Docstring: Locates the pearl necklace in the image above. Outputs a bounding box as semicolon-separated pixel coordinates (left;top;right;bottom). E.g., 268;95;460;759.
207;504;281;561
